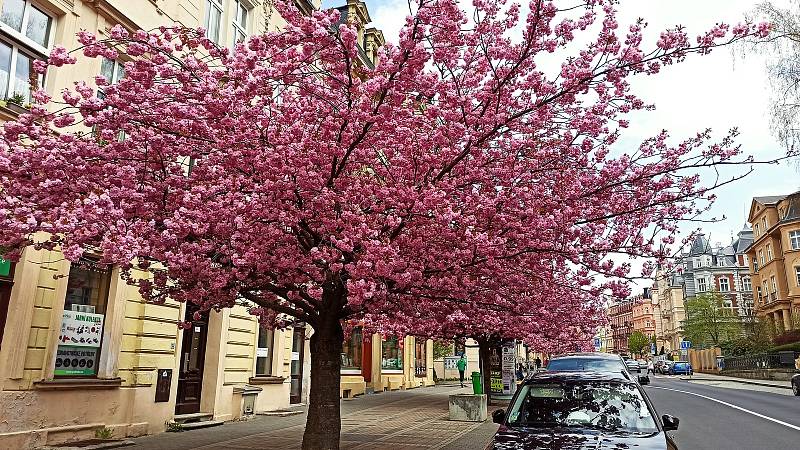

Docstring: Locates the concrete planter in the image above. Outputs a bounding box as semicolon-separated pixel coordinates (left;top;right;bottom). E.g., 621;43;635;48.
448;393;487;422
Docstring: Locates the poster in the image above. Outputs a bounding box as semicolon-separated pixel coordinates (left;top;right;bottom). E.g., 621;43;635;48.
58;311;104;347
54;346;99;376
501;342;516;395
489;345;503;395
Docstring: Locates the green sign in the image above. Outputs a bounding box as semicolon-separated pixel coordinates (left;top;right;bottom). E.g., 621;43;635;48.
0;258;10;277
54;346;99;376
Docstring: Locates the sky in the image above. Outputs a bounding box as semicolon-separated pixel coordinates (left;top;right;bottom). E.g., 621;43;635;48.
324;0;797;263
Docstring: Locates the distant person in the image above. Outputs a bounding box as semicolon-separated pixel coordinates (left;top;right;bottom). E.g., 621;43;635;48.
535;357;542;371
647;359;654;375
516;363;524;380
457;354;467;388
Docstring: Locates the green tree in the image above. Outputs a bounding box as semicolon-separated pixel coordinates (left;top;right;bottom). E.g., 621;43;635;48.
683;292;743;348
432;340;454;359
628;331;650;357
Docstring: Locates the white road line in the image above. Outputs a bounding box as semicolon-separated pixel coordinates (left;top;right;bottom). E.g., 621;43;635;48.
649;385;800;432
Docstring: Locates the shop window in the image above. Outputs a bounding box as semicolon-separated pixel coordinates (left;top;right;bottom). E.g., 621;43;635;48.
255;327;273;376
381;336;402;371
341;327;362;371
55;257;112;377
414;339;426;377
0;258;17;350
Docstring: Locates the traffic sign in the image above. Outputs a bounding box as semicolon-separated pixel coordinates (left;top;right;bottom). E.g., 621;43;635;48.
650;343;656;354
593;338;601;349
680;340;692;350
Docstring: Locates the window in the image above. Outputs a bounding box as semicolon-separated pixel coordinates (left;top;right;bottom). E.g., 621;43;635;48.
771;275;777;293
0;0;53;50
756;286;762;303
231;0;248;47
341;327;362;371
719;277;730;292
454;338;465;356
759;250;764;265
754;223;760;236
0;40;42;105
762;217;767;231
255;327;273;376
790;230;800;250
742;277;752;292
55;257;112;377
796;267;800;287
762;281;769;298
381;336;402;371
414;339;426;377
697;278;707;293
766;244;773;261
204;0;223;44
99;57;125;85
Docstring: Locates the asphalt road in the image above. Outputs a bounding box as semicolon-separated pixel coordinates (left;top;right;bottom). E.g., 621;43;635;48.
643;376;800;450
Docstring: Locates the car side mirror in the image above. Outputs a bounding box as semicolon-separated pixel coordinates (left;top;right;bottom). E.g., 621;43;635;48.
492;409;506;424
638;375;650;385
662;414;679;431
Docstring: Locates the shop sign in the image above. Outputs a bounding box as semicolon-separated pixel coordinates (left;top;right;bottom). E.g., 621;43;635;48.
256;347;269;358
54;346;99;376
0;258;10;277
59;311;104;347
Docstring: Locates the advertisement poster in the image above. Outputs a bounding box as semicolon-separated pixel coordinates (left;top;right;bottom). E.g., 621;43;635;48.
489;346;503;395
501;342;516;396
58;311;104;347
54;346;99;376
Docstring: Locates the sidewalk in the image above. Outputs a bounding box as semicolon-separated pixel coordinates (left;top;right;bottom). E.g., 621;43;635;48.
127;385;499;450
680;372;792;389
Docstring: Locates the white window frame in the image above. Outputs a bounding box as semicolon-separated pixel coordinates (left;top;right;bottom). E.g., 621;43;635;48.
762;217;767;230
204;0;224;44
99;57;125;85
697;277;707;293
254;327;274;376
771;275;777;293
0;0;54;55
719;277;730;292
231;0;249;48
766;244;773;261
742;277;752;292
790;230;800;251
754;223;760;236
0;38;44;104
795;266;800;287
759;250;764;265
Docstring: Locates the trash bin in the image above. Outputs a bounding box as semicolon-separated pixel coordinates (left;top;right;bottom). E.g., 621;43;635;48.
471;371;483;395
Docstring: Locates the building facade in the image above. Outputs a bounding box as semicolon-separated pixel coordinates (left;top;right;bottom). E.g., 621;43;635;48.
0;1;434;448
632;289;656;340
608;300;633;353
747;193;800;332
653;267;686;352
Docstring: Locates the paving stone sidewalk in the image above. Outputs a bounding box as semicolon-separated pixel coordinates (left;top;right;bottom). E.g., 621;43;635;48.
127;385;499;450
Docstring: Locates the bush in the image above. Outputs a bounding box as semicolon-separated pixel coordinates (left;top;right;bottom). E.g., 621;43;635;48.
773;330;800;346
769;341;800;353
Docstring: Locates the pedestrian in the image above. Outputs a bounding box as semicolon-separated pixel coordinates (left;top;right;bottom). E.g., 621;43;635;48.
647;359;654;375
457;353;467;388
516;363;524;380
534;357;542;371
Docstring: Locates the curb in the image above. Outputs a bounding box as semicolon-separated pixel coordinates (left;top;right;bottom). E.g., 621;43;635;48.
681;376;792;390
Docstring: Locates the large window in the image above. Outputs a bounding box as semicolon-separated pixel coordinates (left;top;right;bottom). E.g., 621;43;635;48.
204;0;223;44
414;339;426;377
255;327;273;376
697;277;707;293
719;277;730;292
790;230;800;250
55;257;112;377
231;0;248;48
0;39;42;105
100;57;125;85
381;336;402;371
742;277;752;292
341;327;362;371
0;0;53;50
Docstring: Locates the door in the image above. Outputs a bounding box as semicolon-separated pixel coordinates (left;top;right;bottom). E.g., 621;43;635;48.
175;304;208;415
290;326;305;404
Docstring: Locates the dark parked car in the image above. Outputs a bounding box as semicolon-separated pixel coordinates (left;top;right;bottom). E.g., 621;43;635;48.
792;373;800;396
546;352;649;385
669;361;693;376
487;372;680;450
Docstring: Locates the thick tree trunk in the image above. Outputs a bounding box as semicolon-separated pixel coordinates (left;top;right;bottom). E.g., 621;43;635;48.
477;337;492;403
301;314;344;450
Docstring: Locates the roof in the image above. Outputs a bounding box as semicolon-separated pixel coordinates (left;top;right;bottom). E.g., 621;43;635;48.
753;195;787;205
524;371;636;384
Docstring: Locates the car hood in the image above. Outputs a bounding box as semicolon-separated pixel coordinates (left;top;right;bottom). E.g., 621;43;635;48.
489;427;669;450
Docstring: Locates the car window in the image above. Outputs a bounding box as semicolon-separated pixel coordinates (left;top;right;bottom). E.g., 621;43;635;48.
506;382;658;434
546;358;625;372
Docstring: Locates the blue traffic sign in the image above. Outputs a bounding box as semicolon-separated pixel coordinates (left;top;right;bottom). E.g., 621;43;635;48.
680;340;692;350
593;338;601;349
650;343;656;354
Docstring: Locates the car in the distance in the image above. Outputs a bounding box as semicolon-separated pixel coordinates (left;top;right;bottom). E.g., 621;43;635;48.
637;359;648;371
791;373;800;396
658;360;674;375
669;361;693;375
546;352;649;385
487;372;680;450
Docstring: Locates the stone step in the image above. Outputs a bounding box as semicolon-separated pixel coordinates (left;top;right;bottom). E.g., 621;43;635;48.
172;412;214;424
179;420;224;431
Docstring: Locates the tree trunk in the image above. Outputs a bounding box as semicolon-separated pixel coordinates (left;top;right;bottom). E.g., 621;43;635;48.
302;313;344;450
477;337;493;403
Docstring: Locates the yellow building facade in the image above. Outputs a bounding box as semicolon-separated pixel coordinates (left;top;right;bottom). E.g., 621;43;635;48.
0;0;434;448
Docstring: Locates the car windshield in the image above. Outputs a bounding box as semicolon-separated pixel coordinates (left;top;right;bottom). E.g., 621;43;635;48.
546;358;625;372
506;381;659;434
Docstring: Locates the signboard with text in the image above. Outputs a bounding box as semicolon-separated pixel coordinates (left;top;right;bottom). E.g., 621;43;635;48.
54;346;99;376
58;311;104;347
501;343;516;396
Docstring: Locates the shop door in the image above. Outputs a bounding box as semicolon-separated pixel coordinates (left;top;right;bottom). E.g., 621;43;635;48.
175;305;208;415
290;327;305;404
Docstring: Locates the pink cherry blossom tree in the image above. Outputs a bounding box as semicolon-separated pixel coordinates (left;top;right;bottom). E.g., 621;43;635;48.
0;0;771;448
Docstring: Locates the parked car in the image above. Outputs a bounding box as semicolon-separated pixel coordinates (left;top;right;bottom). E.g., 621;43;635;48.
659;360;674;375
637;359;648;371
670;361;693;375
791;373;800;396
487;372;680;450
546;353;649;385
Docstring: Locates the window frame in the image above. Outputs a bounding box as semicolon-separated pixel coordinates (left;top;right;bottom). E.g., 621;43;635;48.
0;37;45;104
742;277;752;292
254;326;274;376
414;339;427;377
719;277;730;292
341;327;362;374
696;277;707;293
204;0;224;45
770;275;777;294
796;267;800;287
230;0;249;48
0;0;54;55
759;249;764;265
381;336;403;372
790;230;800;251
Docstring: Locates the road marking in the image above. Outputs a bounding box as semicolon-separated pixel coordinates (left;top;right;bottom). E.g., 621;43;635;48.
649;385;800;432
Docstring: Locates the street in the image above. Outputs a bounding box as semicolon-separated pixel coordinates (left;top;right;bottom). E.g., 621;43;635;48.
644;376;800;450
